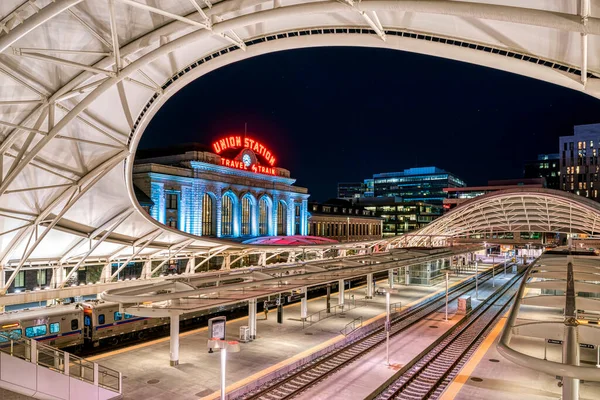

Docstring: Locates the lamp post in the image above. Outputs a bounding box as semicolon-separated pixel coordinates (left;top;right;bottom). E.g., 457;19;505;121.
475;260;479;300
386;291;390;365
207;338;241;400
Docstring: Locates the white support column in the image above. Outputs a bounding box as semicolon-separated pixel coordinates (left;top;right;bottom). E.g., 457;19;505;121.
248;298;257;339
562;325;580;400
366;273;373;298
338;279;345;306
405;266;410;285
141;260;152;279
388;269;394;289
258;252;266;266
101;264;112;283
185;257;194;274
221;254;230;270
301;287;308;319
170;313;180;366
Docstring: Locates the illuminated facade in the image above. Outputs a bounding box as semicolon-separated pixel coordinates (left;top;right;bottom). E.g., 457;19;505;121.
133;137;309;238
374;167;466;204
560;123;600;201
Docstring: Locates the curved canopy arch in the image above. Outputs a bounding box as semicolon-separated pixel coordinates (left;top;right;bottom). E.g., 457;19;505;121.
1;1;600;292
394;188;600;247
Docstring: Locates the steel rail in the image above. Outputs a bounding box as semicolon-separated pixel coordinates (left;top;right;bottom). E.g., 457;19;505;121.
370;266;526;400
241;263;510;400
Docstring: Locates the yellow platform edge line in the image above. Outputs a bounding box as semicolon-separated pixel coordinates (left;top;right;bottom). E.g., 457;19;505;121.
440;273;531;400
201;273;474;400
439;315;508;400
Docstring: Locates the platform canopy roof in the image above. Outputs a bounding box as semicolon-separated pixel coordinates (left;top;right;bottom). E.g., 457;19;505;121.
393;188;600;247
498;251;600;382
1;1;600;294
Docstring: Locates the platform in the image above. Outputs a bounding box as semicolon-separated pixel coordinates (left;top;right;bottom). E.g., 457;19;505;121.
86;269;483;400
440;315;600;400
294;269;516;400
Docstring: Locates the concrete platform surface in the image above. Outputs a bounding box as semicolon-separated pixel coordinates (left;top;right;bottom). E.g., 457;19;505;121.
86;272;478;400
295;271;516;400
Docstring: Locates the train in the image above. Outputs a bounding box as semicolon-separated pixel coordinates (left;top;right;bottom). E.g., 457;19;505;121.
0;275;377;353
0;300;246;352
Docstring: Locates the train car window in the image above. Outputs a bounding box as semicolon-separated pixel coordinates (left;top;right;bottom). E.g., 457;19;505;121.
84;316;91;326
50;323;60;334
114;312;122;321
98;314;105;325
25;325;47;338
71;319;79;330
124;313;133;319
0;329;22;342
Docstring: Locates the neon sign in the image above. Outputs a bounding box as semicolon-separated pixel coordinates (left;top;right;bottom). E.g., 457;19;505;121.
220;158;276;175
212;135;276;166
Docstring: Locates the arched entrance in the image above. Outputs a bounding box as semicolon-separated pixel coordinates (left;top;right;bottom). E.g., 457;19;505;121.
277;200;288;236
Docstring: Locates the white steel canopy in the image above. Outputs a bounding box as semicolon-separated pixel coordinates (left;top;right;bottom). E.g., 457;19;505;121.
394;188;600;247
1;1;600;295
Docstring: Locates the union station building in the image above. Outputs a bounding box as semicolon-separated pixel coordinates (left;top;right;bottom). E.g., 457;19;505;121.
133;135;310;238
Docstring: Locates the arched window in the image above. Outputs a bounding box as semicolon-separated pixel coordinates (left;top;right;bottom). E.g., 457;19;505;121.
241;196;253;236
277;200;287;236
222;194;234;236
202;193;216;236
259;197;270;236
295;204;301;235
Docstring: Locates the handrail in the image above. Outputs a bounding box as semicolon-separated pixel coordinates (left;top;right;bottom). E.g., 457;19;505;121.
340;317;363;336
303;298;368;328
0;332;122;393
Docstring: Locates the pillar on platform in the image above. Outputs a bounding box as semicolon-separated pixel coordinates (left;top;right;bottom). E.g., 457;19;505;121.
388;269;394;289
301;287;308;319
338;279;345;306
169;313;180;366
405;266;410;285
366;273;373;298
248;298;257;339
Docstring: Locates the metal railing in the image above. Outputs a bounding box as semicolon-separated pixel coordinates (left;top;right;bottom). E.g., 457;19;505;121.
0;333;121;394
303;299;368;328
390;301;402;314
340;317;363;336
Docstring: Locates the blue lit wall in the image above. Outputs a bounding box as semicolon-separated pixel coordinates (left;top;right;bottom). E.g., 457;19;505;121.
141;163;309;239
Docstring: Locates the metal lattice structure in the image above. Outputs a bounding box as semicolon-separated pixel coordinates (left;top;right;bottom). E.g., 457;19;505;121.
391;188;600;247
2;1;600;299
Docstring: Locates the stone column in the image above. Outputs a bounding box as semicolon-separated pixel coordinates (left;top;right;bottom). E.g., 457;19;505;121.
338;279;345;306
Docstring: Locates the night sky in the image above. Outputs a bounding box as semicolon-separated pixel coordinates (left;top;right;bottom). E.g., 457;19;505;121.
141;47;600;202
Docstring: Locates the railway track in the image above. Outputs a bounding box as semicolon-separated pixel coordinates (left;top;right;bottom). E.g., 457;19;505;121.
369;269;524;400
241;264;514;400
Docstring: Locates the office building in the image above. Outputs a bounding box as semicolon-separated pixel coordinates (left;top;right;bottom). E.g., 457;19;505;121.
308;199;383;242
524;154;560;189
373;167;466;204
355;197;443;237
134;134;310;238
559;123;600;201
337;182;366;200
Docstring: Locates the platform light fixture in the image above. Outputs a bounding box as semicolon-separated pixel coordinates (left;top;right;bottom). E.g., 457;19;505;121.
207;338;241;400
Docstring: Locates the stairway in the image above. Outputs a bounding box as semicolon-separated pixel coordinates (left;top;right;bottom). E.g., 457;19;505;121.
0;333;121;399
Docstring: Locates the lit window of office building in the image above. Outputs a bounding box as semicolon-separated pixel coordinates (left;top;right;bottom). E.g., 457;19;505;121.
524;154;560;189
133;135;310;238
308;199;383;241
559;123;600;201
373;167;466;205
354;197;443;237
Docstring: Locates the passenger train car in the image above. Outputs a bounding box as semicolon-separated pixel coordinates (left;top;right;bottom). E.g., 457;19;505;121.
0;277;367;351
0;305;83;349
0;300;246;351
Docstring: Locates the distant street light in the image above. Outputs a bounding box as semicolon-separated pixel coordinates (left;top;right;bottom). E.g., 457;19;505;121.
207;338;241;400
